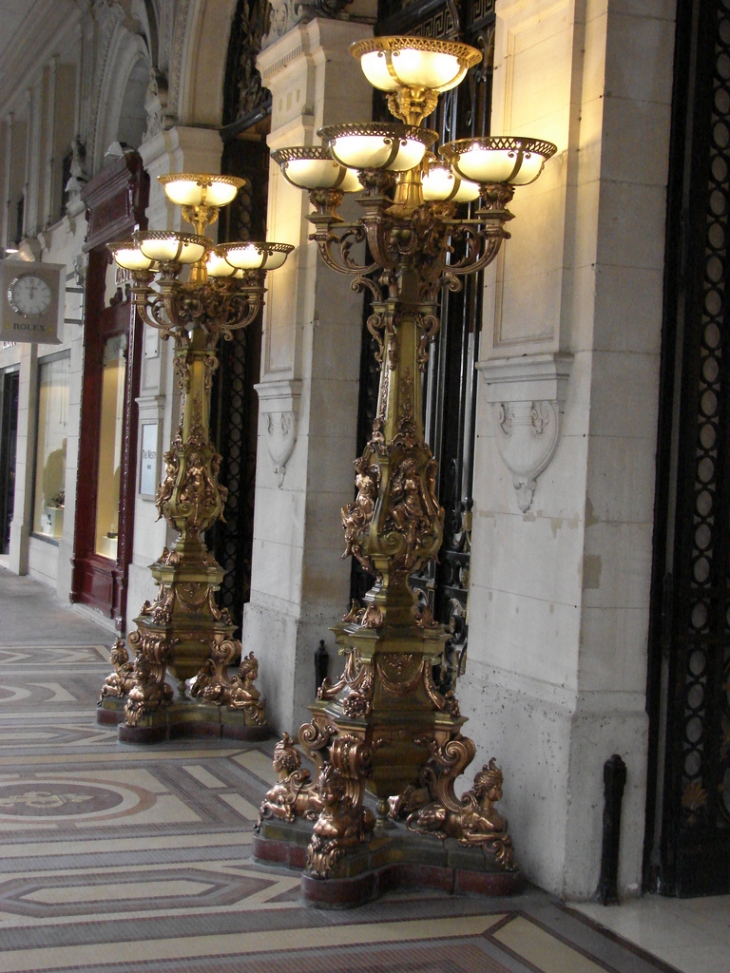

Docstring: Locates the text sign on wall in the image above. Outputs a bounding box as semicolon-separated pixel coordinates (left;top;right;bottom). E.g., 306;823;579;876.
139;422;159;498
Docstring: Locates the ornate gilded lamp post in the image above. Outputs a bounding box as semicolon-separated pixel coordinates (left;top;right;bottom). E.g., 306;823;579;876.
254;36;556;905
97;173;292;742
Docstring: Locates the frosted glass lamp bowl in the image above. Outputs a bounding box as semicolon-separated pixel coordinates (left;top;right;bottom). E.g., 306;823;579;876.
440;136;557;187
319;122;438;172
271;147;363;192
158;173;245;207
218;242;294;272
107;242;156;272
421;161;480;203
135;231;210;265
350;36;482;93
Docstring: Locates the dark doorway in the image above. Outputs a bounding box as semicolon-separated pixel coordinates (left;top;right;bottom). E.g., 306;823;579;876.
0;369;19;555
646;0;730;897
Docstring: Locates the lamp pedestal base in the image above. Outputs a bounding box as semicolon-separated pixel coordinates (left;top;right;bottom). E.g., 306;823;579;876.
253;817;523;908
97;695;270;743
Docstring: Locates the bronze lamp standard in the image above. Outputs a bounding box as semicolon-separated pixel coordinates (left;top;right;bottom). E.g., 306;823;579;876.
98;173;292;743
254;36;556;905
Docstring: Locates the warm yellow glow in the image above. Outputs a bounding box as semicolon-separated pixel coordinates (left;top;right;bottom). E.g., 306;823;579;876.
271;148;363;192
222;243;267;270
135;232;209;265
321;124;438;172
351;37;482;93
422;164;480;203
158;173;245;207
206;250;238;278
108;242;155;271
220;242;294;271
440;137;557;187
360;50;464;92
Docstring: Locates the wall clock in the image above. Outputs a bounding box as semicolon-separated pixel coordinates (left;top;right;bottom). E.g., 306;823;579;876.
8;273;53;316
0;261;64;344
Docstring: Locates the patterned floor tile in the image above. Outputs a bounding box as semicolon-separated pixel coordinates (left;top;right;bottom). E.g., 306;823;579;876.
0;609;683;973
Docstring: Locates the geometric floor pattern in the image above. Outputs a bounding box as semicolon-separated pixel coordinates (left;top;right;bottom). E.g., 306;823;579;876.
0;582;681;973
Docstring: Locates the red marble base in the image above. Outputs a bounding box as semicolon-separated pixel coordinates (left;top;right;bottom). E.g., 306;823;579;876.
253;823;524;909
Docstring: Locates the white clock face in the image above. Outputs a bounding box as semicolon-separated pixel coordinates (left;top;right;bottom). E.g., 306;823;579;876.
8;274;52;316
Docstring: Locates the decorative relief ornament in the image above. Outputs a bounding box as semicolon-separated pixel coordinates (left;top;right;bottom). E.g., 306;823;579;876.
262;0;356;49
479;353;572;514
143;67;173;142
493;399;560;513
263;410;297;487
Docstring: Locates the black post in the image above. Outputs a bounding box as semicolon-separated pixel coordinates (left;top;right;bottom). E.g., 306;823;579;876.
314;639;329;695
596;754;628;904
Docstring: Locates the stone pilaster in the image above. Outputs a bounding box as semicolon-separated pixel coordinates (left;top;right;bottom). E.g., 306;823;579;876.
243;18;374;732
463;0;676;898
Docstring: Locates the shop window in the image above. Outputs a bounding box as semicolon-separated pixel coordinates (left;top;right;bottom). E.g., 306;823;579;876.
32;353;70;539
94;333;127;559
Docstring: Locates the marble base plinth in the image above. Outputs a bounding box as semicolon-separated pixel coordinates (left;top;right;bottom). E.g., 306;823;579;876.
97;696;269;743
253;816;523;908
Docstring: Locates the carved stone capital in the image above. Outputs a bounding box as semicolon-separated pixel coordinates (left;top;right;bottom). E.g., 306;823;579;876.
255;379;303;487
262;0;357;50
478;354;573;513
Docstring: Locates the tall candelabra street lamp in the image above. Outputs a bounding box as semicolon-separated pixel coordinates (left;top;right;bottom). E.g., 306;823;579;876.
254;36;556;906
97;173;292;743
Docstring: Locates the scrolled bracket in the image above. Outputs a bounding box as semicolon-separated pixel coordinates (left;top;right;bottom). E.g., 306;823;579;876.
478;354;573;513
254;379;302;488
493;400;560;513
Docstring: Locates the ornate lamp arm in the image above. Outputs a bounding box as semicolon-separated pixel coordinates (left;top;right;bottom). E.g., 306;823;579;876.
212;274;267;339
445;223;510;278
309;224;379;277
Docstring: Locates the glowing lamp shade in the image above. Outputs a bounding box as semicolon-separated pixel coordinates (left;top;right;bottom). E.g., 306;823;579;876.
319;123;438;172
421;163;480;203
350;37;482;93
206;249;239;278
271;147;363;192
440;137;557;187
108;241;155;271
220;242;294;272
135;231;209;264
158;173;245;207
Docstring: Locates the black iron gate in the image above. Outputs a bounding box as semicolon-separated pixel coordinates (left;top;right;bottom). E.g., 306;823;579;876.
207;0;272;636
352;0;496;685
646;0;730;897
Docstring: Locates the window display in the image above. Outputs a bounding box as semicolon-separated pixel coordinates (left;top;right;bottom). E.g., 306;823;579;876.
33;354;70;539
95;333;127;559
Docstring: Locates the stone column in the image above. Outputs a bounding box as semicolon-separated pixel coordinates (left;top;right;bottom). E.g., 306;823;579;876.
462;0;675;898
1;114;13;251
42;57;58;230
23;83;42;239
243;18;374;732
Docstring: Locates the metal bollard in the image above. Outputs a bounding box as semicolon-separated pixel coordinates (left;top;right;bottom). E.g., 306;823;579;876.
314;639;329;695
595;753;627;905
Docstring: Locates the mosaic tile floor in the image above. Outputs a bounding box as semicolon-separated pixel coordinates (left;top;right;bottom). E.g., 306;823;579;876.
0;570;703;973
